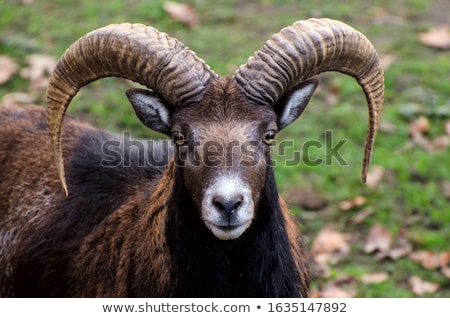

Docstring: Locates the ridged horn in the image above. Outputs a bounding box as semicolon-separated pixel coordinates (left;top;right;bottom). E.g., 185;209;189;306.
233;18;384;183
47;23;217;195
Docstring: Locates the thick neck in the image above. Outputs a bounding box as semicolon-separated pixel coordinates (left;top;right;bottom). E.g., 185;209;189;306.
165;165;308;297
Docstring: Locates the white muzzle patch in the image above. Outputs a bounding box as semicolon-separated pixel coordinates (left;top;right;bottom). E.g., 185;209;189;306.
202;175;254;240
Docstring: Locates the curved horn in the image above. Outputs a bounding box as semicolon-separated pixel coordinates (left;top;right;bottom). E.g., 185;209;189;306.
47;23;217;195
233;18;384;182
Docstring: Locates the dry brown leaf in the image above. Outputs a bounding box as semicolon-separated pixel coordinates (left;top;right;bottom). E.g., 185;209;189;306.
445;121;450;136
409;276;439;296
319;284;356;298
442;266;450;279
387;229;412;260
309;290;322;298
409;116;430;135
419;25;450;50
361;272;389;284
411;133;434;152
364;224;392;255
439;251;450;267
338;200;353;211
0;55;19;84
311;259;331;279
339;196;366;211
365;165;385;189
352;207;375;224
408;117;434;152
319;276;356;298
20;54;57;91
409;250;450;270
433;135;450;150
163;2;200;28
409;251;438;269
311;226;351;264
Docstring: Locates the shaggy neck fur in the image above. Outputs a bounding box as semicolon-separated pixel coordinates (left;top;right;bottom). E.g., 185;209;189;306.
136;160;310;297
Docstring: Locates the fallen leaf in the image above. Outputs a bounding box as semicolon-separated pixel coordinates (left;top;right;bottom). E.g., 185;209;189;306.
409;250;450;270
409;116;430;135
410;251;438;269
0;55;18;84
309;290;322;298
419;25;450;50
339;196;366;211
163;2;200;28
409;276;439;296
411;132;434;152
364;224;392;256
433;135;450;150
320;284;356;298
365;165;385;189
408;117;435;152
353;196;366;206
311;258;331;278
361;272;389;284
338;200;354;211
319;276;356;298
387;229;413;260
311;226;351;264
445;121;450;136
439;251;450;267
352;207;375;224
20;54;57;91
442;266;450;279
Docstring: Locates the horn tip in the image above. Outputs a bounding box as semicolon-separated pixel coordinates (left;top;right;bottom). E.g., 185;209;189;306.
56;157;69;196
61;175;69;196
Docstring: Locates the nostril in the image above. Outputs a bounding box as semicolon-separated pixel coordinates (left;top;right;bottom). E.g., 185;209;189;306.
213;198;242;217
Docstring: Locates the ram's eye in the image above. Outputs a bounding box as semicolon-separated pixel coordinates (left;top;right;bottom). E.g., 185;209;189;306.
263;130;276;145
172;132;187;146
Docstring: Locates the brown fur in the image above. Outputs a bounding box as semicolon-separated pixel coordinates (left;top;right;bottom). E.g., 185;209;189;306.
0;80;310;297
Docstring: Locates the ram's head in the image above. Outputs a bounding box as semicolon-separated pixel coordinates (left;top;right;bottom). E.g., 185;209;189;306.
47;19;383;240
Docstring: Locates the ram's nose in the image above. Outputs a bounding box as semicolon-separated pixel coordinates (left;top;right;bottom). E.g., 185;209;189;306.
213;196;243;219
202;175;254;240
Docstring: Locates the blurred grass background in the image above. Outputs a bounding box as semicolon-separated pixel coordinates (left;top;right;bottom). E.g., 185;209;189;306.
1;0;449;297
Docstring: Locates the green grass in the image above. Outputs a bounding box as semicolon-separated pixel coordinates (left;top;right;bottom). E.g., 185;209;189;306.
1;0;449;297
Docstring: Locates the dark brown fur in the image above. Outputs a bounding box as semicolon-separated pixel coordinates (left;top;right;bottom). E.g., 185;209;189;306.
0;80;310;297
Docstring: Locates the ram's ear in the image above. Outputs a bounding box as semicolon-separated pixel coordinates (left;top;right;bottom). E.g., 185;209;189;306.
126;88;173;135
275;78;319;130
